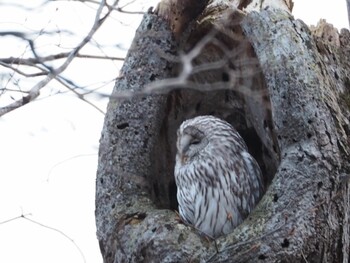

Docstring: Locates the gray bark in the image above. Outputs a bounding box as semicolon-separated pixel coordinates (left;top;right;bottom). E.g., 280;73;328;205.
95;12;218;263
96;2;350;263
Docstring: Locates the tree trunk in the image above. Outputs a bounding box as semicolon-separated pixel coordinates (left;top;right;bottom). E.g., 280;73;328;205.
95;1;350;262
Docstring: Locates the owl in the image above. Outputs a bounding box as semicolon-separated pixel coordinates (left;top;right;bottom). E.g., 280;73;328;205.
174;115;263;238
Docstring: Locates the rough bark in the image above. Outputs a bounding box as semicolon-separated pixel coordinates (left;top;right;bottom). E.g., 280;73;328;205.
96;1;350;262
95;11;219;263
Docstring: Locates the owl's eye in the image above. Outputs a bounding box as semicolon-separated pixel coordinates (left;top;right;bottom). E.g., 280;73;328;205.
190;139;201;145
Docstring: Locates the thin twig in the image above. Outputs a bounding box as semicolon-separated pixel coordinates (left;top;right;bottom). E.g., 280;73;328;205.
23;215;87;263
0;53;124;66
0;213;86;263
0;0;115;117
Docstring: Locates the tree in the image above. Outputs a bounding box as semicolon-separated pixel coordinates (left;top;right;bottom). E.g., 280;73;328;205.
95;0;350;262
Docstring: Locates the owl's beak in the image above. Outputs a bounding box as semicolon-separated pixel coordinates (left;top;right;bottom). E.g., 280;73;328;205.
178;134;191;164
180;154;188;164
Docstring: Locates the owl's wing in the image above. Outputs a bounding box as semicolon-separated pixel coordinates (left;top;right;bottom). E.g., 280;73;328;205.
241;151;264;209
228;151;263;220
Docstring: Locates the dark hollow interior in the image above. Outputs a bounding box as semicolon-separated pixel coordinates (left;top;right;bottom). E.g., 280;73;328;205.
150;88;278;210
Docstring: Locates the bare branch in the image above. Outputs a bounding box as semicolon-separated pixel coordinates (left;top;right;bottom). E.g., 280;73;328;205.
53;76;106;114
55;0;146;14
23;215;87;263
0;61;48;77
46;153;97;181
0;53;124;66
0;211;86;263
0;61;106;114
0;0;117;117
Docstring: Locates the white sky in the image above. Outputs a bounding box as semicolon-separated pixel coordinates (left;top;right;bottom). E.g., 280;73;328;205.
0;1;348;263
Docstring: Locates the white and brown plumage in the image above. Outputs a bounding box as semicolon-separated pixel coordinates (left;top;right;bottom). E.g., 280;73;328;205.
175;115;263;238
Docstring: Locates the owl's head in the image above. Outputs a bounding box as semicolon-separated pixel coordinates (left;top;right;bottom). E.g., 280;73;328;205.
176;115;231;165
176;123;209;164
176;115;243;165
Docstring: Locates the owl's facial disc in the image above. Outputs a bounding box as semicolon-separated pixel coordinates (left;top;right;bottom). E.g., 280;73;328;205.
178;134;192;163
178;126;207;164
